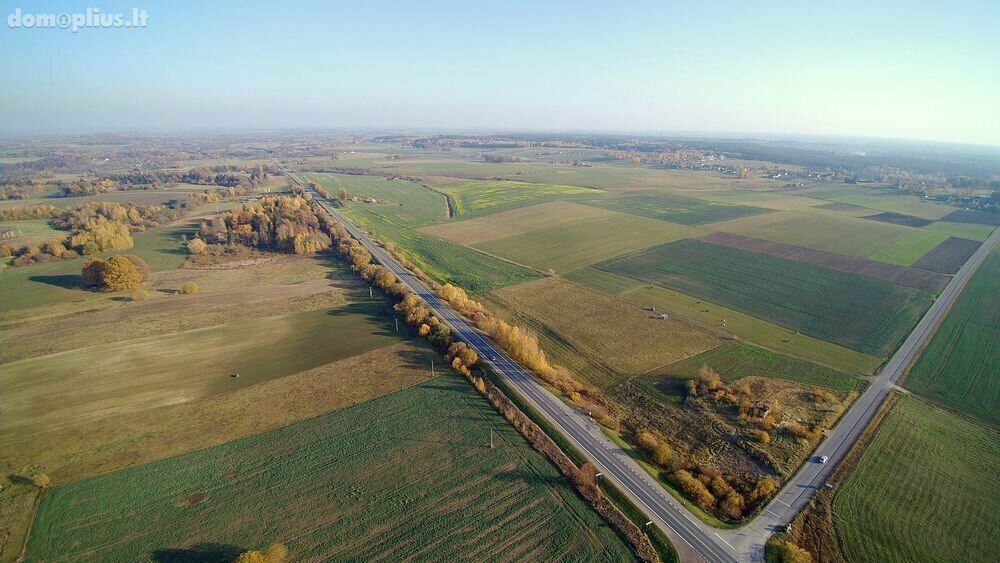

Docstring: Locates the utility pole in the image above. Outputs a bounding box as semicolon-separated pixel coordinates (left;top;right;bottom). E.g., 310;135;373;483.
369;286;373;299
431;359;435;377
490;428;494;449
394;317;398;333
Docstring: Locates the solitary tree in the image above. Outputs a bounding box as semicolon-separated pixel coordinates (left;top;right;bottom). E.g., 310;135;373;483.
102;255;142;291
338;187;349;202
180;281;199;294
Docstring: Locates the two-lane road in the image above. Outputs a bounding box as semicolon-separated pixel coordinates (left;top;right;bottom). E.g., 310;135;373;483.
282;161;998;562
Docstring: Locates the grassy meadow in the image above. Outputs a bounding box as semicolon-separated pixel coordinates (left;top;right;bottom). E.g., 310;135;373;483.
26;375;632;562
832;396;999;563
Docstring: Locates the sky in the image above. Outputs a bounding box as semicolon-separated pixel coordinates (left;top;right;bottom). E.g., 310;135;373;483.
2;0;999;145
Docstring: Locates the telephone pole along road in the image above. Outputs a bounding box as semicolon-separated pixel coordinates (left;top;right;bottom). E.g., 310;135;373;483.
278;161;999;562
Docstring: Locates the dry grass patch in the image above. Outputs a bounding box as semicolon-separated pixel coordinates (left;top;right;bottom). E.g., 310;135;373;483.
0;342;437;485
484;277;718;387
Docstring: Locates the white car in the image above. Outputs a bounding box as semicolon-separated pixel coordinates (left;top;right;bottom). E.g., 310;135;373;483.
818;455;829;464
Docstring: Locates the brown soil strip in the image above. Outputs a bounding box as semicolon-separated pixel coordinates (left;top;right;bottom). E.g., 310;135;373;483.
816;203;867;212
911;237;982;274
861;212;932;228
940;209;1000;226
698;232;949;292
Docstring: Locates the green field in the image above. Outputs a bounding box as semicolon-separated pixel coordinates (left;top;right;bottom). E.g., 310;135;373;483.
475;212;699;273
597;239;933;356
659;343;863;391
344;211;539;293
832;396;999;563
26;375;631;562
307;172;447;226
905;252;1000;424
440;180;599;218
585;190;770;226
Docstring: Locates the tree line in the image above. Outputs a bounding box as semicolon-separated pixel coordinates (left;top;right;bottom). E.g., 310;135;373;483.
2;201;182;266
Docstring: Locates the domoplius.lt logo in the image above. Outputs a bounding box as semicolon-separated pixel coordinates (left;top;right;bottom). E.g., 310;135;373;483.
8;7;149;32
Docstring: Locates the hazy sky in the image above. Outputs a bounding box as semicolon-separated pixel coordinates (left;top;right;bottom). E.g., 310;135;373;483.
2;0;999;145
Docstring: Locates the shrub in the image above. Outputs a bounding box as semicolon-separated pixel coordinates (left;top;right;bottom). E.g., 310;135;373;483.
651;444;672;466
31;473;51;489
635;430;658;451
131;288;150;302
81;257;107;287
776;541;812;563
179;281;199;294
672;469;715;510
751;477;778;501
125;254;151;282
755;430;771;445
187;237;208;255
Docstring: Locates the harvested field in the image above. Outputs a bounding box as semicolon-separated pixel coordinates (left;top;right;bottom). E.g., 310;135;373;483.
596;239;933;356
475;212;698;273
26;376;632;562
862;211;932;228
711;211;911;258
911;236;981;273
419;201;616;246
585;190;770;226
698;232;949;292
562;267;882;374
0;302;407;437
484;277;719;388
0;342;437;485
940;209;1000;225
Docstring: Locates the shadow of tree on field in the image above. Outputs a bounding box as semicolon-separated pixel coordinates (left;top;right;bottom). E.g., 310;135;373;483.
152;543;246;563
28;274;81;289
